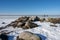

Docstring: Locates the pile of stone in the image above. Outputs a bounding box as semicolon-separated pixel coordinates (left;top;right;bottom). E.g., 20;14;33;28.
6;16;40;29
5;16;60;29
17;31;42;40
46;18;60;24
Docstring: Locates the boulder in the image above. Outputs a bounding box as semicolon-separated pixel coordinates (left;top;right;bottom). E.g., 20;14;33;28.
33;16;40;21
40;18;45;22
7;21;18;28
47;18;60;24
2;22;6;24
17;31;42;40
28;16;40;22
22;21;38;29
50;24;57;27
7;20;38;29
17;22;25;28
0;33;8;40
16;16;30;22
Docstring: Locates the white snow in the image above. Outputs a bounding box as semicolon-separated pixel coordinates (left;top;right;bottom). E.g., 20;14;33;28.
0;18;60;40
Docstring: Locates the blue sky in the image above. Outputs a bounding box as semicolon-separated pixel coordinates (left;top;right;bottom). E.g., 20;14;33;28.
0;0;60;15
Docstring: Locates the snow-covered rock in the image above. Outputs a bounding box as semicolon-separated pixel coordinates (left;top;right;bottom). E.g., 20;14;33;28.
0;16;60;40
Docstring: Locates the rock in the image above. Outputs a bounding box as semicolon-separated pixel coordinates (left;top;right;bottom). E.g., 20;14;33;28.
45;18;48;22
5;16;38;29
8;21;38;29
33;16;40;21
8;21;18;28
47;18;60;24
17;22;25;28
23;21;38;29
28;16;35;21
28;16;40;22
50;24;57;27
0;33;8;40
2;22;6;24
17;31;42;40
16;16;30;22
6;21;38;29
40;18;45;22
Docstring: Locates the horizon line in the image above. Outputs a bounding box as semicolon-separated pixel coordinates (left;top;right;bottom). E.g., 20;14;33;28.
0;15;60;16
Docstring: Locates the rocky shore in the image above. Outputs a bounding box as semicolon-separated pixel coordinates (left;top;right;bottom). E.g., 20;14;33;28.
0;16;60;40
